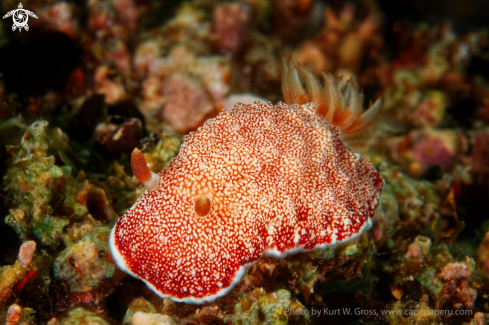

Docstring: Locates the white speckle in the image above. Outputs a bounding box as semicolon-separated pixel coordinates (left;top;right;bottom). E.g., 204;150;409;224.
199;162;208;169
159;233;167;244
293;233;300;244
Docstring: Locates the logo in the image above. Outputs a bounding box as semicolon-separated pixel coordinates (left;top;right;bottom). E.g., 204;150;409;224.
3;3;38;32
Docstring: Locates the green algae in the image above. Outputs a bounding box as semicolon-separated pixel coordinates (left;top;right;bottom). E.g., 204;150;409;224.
122;298;157;325
415;267;444;295
31;215;70;246
60;308;109;325
230;289;292;325
54;226;114;292
4;121;65;244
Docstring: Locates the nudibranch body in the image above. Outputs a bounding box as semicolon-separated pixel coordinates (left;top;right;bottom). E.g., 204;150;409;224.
110;58;384;304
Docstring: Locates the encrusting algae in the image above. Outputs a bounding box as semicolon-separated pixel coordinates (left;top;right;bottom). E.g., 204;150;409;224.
4;121;67;245
0;241;36;303
0;117;181;318
54;226;115;293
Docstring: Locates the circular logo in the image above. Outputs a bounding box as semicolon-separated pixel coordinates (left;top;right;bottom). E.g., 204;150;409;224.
13;9;28;28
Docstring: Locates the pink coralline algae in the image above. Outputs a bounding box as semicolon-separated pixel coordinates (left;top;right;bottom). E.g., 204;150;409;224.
18;241;36;266
411;137;454;171
161;73;214;133
387;128;462;177
33;2;80;39
213;2;250;54
87;0;137;39
110;59;383;303
134;45;230;132
439;259;477;309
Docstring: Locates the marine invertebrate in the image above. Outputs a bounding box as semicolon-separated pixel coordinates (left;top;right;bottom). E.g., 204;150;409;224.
281;57;381;134
110;59;383;303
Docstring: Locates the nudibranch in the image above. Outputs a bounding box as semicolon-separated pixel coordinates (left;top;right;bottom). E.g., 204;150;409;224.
110;57;384;304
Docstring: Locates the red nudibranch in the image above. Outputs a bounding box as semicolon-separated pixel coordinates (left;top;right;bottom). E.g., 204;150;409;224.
109;58;384;303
